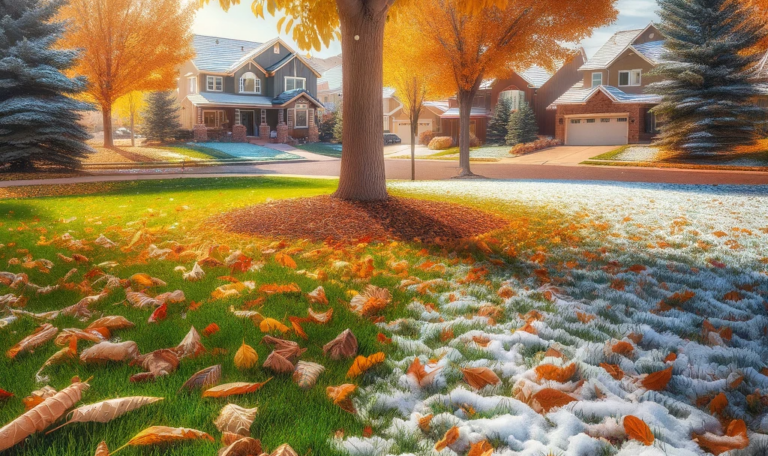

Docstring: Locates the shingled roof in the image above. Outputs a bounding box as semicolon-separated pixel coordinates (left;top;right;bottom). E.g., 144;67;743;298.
192;35;262;73
579;29;644;71
547;82;661;109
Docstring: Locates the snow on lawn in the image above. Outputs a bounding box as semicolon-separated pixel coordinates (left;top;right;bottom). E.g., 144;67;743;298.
190;142;301;160
342;181;768;456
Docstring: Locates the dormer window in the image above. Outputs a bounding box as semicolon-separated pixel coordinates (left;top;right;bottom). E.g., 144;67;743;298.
274;43;280;54
618;69;642;87
188;77;197;94
239;72;261;94
591;72;603;87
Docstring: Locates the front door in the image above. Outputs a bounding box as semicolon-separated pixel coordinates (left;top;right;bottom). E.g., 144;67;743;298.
241;111;255;136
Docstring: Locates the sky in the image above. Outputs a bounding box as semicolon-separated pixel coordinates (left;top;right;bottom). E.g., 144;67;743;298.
192;0;659;60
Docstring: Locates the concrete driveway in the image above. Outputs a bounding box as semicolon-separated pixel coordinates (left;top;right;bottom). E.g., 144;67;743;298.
502;145;617;165
383;144;432;157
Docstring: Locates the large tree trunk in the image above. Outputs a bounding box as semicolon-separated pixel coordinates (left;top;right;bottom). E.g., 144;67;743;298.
102;106;113;148
333;2;389;201
457;89;476;176
410;107;419;181
130;110;135;147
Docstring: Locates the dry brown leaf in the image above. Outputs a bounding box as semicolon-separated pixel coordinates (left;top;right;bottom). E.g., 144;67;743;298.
6;324;57;358
692;419;749;455
86;316;134;331
219;437;262;456
417;413;433;432
308;307;333;324
112;426;213;453
534;363;577;383
275;252;297;269
323;329;358;360
0;380;89;452
55;328;108;346
175;326;206;359
346;352;385;378
531;388;577;413
461;367;500;389
624;415;654;445
407;357;441;388
178;365;222;393
467;440;493;456
259;318;289;334
203;379;272;398
709;392;728;415
263;351;295;374
599;363;625;380
234;341;258;370
214;404;258;437
94;441;109;456
326;384;356;410
80;341;140;363
349;285;392;317
306;286;328;305
129;349;179;382
434;426;459;451
610;341;635;357
270;443;298;456
48;397;163;432
293;361;325;390
640;366;673;391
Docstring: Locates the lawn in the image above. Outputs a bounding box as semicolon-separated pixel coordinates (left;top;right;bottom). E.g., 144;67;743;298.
189;143;302;161
584;141;768;170
161;145;236;160
388;146;510;162
296;142;343;158
1;178;767;456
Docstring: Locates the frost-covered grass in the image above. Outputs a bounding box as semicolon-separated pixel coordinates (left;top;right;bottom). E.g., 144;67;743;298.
390;146;510;162
588;143;768;168
191;143;302;161
296;142;343;158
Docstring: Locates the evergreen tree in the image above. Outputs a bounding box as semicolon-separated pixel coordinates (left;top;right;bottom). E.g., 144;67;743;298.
506;103;538;145
143;91;181;142
648;0;768;155
332;107;343;143
486;97;512;145
0;0;92;170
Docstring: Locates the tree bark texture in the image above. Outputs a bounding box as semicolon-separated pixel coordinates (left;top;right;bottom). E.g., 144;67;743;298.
102;106;113;148
333;2;389;201
457;89;476;176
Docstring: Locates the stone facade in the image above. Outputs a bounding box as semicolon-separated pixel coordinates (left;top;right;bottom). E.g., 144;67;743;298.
554;91;654;144
193;124;208;142
259;125;271;140
232;124;247;143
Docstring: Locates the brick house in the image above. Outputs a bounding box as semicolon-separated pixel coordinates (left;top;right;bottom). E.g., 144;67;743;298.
177;35;325;143
439;50;586;144
548;24;665;145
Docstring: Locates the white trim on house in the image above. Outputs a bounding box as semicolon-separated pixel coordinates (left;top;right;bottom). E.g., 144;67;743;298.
206;76;223;92
239;72;261;94
228;60;268;77
618;69;642;87
188;76;197;94
564;113;630;146
202;109;225;127
284;76;306;91
293;102;309;129
591;72;603;87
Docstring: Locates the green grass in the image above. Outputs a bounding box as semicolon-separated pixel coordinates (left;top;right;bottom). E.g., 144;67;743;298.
587;145;630;161
0;177;445;456
296;143;342;158
162;145;236;160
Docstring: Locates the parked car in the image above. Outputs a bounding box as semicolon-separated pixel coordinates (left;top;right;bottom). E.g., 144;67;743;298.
384;133;401;145
113;128;143;139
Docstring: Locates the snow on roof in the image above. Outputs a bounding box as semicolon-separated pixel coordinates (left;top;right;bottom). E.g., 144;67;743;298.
193;35;262;73
547;82;661;109
318;65;343;92
633;40;668;64
579;29;644;71
188;92;274;107
383;87;396;99
518;65;554;88
424;101;449;112
440;107;489;118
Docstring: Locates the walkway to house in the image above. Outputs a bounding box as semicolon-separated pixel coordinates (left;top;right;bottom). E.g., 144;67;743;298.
499;145;616;165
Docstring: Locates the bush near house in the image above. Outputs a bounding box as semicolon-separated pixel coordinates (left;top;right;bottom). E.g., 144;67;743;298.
510;138;561;155
428;136;454;150
318;113;337;142
419;130;437;146
332;108;343;143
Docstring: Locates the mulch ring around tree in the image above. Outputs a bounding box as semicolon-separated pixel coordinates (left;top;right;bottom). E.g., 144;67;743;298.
216;195;510;243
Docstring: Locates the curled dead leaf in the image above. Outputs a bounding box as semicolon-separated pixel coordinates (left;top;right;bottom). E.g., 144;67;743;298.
434;426;459;451
461;367;500;390
323;329;358;360
214;404;258;437
623;415;654;445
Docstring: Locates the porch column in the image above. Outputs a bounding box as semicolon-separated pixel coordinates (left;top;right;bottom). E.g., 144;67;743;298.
277;108;289;143
259;109;270;139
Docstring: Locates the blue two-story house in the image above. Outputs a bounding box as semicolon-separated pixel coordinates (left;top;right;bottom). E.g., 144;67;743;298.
177;35;324;142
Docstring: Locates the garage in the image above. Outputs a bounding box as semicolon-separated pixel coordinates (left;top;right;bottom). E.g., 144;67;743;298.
395;120;432;145
565;115;628;146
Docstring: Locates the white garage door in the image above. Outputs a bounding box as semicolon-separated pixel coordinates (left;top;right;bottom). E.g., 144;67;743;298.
566;116;628;146
395;120;432;145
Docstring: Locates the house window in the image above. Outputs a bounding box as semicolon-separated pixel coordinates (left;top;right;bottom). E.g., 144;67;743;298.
188;77;197;94
285;77;306;91
472;95;485;108
203;110;224;128
586;118;596;123
499;90;525;110
273;43;280;54
239;72;261;94
617;118;628;122
619;70;642;87
383;115;389;131
591;72;603;87
206;76;223;92
295;109;308;128
600;118;611;123
570;119;581;124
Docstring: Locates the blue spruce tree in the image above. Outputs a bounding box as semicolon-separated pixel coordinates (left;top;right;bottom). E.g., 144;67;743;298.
486;97;512;145
0;0;92;170
648;0;768;155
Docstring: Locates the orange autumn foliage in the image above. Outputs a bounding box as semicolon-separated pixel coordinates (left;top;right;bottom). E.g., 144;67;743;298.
346;353;385;378
434;426;459;451
600;363;625;380
461;367;500;389
532;388;577;413
534;363;577;383
692;419;749;455
275;252;297;269
611;341;635;357
624;415;654;445
467;440;493;456
709;392;728;415
641;366;673;391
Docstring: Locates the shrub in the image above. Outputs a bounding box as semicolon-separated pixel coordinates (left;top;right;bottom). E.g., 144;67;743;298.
428;136;454;150
506;103;538;146
332;108;343;143
470;133;480;148
318;113;336;142
509;138;561;156
419;130;437;145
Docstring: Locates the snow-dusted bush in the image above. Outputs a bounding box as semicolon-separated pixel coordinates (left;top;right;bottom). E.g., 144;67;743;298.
428;136;454;150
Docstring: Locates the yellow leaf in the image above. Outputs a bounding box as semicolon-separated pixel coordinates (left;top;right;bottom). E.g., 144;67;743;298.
259;318;289;334
234;341;258;370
